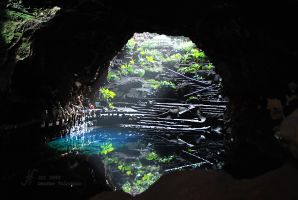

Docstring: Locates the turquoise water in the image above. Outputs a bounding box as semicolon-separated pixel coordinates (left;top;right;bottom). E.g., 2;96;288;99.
48;127;166;196
48;127;140;156
48;126;221;196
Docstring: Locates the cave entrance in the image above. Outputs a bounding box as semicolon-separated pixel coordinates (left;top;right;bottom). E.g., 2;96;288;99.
48;32;227;196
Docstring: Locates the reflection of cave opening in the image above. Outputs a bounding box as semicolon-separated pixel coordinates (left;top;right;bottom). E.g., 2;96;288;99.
48;32;228;196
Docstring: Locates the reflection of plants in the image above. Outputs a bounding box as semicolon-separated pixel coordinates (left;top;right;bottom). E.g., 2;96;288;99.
122;170;161;195
146;152;158;161
103;155;162;195
118;162;132;175
146;79;176;89
146;151;174;163
99;142;114;155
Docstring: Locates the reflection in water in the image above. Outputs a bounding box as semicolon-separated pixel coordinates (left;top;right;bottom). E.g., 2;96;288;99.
48;127;164;195
48;126;218;196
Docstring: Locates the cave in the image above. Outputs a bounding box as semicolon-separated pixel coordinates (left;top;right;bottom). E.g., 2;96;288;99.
1;1;298;200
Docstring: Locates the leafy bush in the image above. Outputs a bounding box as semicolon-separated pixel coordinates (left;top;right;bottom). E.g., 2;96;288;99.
191;49;206;61
100;88;116;101
99;88;116;108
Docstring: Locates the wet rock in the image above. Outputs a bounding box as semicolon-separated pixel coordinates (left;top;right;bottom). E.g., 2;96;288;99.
125;88;151;100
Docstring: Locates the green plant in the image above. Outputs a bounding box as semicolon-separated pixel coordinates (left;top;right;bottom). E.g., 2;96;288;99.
134;68;145;77
145;55;155;63
191;49;206;61
178;63;201;74
126;38;136;51
99;142;114;155
122;182;132;193
120;63;134;75
174;41;195;52
146;152;158;161
158;155;174;163
202;63;213;70
193;75;203;80
107;70;120;82
146;80;176;89
99;88;116;101
142;173;154;182
118;162;133;175
187;96;199;101
146;151;174;163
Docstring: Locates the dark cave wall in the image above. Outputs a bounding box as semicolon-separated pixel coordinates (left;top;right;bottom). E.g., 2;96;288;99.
1;0;298;174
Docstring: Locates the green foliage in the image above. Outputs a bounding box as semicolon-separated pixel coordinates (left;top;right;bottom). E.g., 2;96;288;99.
158;155;174;163
126;38;136;51
145;55;155;63
6;10;34;21
138;40;159;49
99;142;114;155
174;41;195;52
141;173;154;182
119;63;145;77
146;79;176;89
120;63;134;76
193;74;203;80
202;63;214;70
146;152;158;161
166;53;183;61
1;9;34;45
99;88;116;101
178;63;201;74
187;96;199;101
1;21;19;44
117;162;133;175
107;70;120;82
146;151;174;163
191;49;206;61
134;68;145;77
122;182;132;194
16;38;31;60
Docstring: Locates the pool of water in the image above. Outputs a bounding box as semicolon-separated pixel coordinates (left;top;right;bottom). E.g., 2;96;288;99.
48;125;224;196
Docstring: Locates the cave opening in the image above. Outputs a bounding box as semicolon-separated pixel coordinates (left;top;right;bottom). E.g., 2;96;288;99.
2;1;298;199
47;32;228;195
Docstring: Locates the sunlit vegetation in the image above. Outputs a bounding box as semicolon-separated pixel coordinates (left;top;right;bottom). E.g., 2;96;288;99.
99;88;116;108
99;142;114;155
146;151;174;163
146;79;176;90
126;38;136;52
